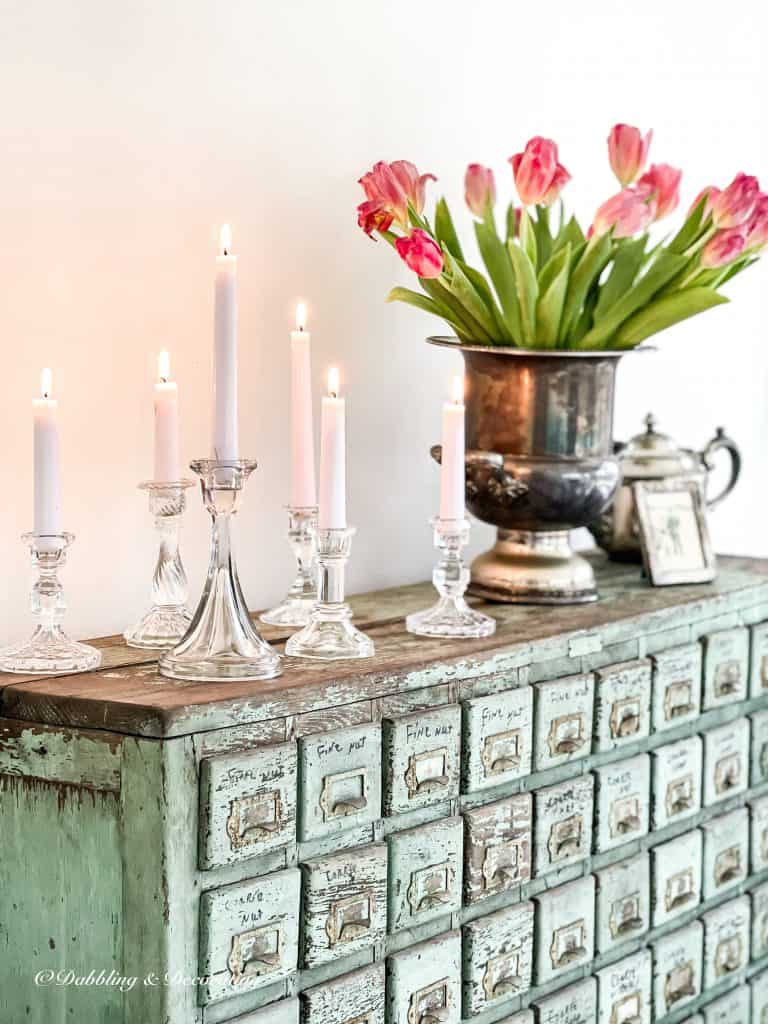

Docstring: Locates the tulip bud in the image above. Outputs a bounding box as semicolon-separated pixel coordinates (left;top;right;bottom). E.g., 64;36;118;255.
701;227;747;268
542;163;572;205
710;173;760;228
688;186;721;220
395;229;444;278
608;124;652;186
464;164;496;217
357;200;394;237
357;160;436;232
636;164;682;221
745;195;768;250
509;137;569;206
591;189;656;239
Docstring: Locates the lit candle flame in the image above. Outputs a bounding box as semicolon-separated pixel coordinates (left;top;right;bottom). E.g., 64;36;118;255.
158;349;171;383
219;223;232;255
327;366;340;398
295;301;307;332
40;368;53;399
451;374;464;404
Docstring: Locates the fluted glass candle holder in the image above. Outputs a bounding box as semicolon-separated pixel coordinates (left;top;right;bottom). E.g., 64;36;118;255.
159;459;282;682
260;505;318;627
285;526;374;661
124;480;195;649
0;532;101;674
406;517;496;638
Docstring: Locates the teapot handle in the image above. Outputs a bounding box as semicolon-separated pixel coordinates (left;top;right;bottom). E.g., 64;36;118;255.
701;427;741;510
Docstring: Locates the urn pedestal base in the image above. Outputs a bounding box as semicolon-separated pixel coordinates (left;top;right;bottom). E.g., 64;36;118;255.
468;529;598;605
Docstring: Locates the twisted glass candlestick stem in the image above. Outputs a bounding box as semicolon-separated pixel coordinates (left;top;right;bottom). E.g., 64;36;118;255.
285;526;374;661
159;460;282;682
124;481;194;649
260;505;318;627
406;517;496;638
0;532;101;673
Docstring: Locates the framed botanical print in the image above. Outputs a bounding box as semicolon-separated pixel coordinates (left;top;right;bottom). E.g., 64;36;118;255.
632;479;716;586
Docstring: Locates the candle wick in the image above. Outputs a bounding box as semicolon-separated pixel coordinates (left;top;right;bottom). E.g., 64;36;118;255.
329;391;337;399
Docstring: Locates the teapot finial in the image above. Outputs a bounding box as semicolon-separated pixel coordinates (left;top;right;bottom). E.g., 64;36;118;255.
644;412;657;434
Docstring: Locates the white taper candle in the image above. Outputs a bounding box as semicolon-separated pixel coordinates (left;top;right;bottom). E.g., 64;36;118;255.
212;224;238;460
33;368;62;535
290;302;317;507
318;367;346;530
154;349;180;482
439;374;465;521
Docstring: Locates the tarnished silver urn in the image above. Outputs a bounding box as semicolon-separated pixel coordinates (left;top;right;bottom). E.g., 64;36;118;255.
429;337;635;604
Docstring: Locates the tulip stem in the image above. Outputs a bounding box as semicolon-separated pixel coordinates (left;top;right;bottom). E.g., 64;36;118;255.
683;224;716;260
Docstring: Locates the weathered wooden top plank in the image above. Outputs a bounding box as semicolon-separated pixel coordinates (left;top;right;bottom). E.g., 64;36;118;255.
1;555;766;739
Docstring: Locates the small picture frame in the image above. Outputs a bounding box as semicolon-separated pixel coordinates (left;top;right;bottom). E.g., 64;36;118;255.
632;479;716;586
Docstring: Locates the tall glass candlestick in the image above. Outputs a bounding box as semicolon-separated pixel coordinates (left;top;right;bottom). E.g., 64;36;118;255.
0;532;101;674
159;460;281;681
260;505;318;627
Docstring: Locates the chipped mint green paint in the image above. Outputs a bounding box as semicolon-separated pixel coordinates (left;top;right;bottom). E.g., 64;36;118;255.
387;816;462;933
461;900;534;1015
533;673;594;773
382;703;460;816
701;626;749;710
300;963;385;1024
461;688;533;793
651;920;702;1017
386;930;461;1024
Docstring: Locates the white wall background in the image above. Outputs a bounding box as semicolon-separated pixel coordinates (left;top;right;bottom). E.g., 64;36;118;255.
0;0;766;642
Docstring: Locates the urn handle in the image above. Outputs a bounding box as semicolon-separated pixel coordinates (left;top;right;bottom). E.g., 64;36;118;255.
700;426;741;510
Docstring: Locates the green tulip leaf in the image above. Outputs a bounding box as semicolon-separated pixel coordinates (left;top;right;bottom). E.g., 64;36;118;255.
475;220;523;341
519;209;538;270
559;233;613;343
418;277;489;341
613;287;729;349
442;251;498;340
536;244;571;347
434;198;464;262
594;235;647;319
386;286;471;340
507;241;539;345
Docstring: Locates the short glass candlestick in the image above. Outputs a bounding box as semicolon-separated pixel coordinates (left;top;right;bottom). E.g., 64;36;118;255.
406;517;496;638
285;526;374;661
0;532;101;674
124;480;195;649
159;460;282;682
260;505;318;627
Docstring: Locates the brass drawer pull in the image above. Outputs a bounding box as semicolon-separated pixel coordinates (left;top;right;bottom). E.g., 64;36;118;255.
715;754;741;794
319;767;369;821
550;919;586;969
666;776;694;817
610;893;642;937
664;681;693;720
715;845;742;886
405;747;450;798
481;729;521;777
226;790;284;850
610;794;641;837
548;814;583;862
407;861;454;915
548;713;586;757
482;949;522;1001
482;836;528;891
714;660;741;696
610;697;640;739
665;868;695;912
715;935;742;976
664;963;695;1009
227;922;283;984
325;891;374;946
407;979;450;1024
609;992;642;1024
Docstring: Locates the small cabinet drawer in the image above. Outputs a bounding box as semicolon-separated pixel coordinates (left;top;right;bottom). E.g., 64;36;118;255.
383;705;461;815
298;725;381;841
533;672;594;772
651;921;702;1018
534;876;595;986
463;793;531;904
301;843;387;967
533;775;594;876
651;829;702;929
751;795;768;873
702;987;750;1024
751;970;768;1024
301;963;385;1024
199;867;300;1005
386;931;461;1024
595;949;650;1024
651;736;702;830
593;753;650;853
462;901;534;1016
651;643;702;733
702;626;748;709
751;880;768;961
461;688;532;793
702;896;750;989
702;717;749;807
593;659;651;752
199;742;297;869
233;999;300;1024
701;808;748;900
750;620;768;698
751;708;768;786
595;853;650;955
533;978;596;1024
388;817;462;933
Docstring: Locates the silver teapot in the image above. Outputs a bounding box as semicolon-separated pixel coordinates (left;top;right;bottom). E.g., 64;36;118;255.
590;413;741;560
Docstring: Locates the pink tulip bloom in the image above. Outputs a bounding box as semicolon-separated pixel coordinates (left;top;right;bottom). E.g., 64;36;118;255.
701;227;747;268
509;137;569;206
688;185;721;219
357;200;394;236
608;124;653;186
465;164;496;216
591;188;657;239
636;163;682;221
395;229;444;278
710;172;760;228
542;163;572;205
745;195;768;250
358;160;436;233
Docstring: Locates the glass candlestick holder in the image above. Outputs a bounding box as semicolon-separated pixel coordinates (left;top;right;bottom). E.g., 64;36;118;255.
406;517;496;638
158;459;282;682
0;532;101;674
260;505;318;627
285;526;374;661
124;479;195;649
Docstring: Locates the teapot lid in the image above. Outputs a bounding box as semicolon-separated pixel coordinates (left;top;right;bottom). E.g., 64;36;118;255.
620;413;699;478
